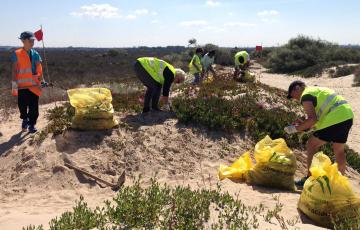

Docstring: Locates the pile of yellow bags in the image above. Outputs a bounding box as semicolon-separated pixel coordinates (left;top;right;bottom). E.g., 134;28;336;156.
67;88;118;130
298;152;360;228
219;135;297;190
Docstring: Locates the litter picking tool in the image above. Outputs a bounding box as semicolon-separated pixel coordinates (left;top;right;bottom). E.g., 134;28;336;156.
64;162;125;191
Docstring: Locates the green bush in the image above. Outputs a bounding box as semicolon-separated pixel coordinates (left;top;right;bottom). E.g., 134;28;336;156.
331;65;358;78
26;179;278;229
266;35;360;77
172;80;300;147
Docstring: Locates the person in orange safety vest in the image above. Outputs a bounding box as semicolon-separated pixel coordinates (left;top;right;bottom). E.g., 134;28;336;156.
11;31;45;133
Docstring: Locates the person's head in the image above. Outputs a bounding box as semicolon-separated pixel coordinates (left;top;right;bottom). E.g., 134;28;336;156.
195;48;204;55
238;56;245;64
208;50;216;58
287;80;306;101
174;68;186;84
19;31;35;50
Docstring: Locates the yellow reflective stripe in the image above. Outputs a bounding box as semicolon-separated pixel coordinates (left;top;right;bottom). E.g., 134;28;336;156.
317;93;337;118
17;68;32;74
327;100;348;114
158;61;165;79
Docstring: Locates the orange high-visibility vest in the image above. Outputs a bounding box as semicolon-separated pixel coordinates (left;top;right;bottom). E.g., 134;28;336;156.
14;48;42;96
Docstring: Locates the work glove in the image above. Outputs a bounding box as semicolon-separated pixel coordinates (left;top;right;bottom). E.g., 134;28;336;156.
12;81;18;90
284;125;298;134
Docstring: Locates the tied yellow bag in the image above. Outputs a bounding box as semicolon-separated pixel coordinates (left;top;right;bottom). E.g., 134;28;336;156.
218;136;296;190
298;152;360;229
67;88;118;130
247;135;296;190
218;152;252;181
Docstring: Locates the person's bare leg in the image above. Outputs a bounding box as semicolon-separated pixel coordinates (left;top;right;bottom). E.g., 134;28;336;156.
306;136;326;175
333;143;346;175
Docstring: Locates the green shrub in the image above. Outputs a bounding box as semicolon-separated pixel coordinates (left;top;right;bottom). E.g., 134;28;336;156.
172;80;300;147
331;65;358;78
31;103;75;144
266;35;360;77
25;179;281;229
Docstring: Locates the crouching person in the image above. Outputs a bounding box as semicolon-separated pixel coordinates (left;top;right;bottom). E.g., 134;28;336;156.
134;57;185;113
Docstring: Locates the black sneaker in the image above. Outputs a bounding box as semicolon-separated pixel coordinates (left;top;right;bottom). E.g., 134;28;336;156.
295;176;310;188
21;119;29;131
28;125;38;134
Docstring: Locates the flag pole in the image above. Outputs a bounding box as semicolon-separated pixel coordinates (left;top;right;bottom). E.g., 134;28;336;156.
39;25;56;106
40;25;51;84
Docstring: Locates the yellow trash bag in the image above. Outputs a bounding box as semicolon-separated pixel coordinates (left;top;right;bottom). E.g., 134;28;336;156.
298;152;360;229
218;152;252;180
67;88;118;130
218;136;296;190
247;135;296;190
243;71;256;83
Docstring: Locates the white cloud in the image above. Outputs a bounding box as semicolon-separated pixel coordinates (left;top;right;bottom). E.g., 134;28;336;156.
151;11;158;16
179;20;208;27
205;0;221;7
70;4;120;19
257;10;279;17
151;19;159;24
228;12;234;16
134;9;149;15
224;22;256;27
126;14;137;20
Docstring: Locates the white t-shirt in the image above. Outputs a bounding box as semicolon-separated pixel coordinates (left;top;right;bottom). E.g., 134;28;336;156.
201;53;215;70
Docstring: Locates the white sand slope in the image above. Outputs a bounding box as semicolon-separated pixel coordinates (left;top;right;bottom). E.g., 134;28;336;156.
0;80;359;229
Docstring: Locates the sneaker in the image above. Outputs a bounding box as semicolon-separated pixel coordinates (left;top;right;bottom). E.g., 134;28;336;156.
295;176;310;188
28;125;38;134
21;119;29;131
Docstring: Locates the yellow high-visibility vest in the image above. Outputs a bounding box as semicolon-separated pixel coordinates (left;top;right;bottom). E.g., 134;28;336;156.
301;87;353;130
138;57;175;85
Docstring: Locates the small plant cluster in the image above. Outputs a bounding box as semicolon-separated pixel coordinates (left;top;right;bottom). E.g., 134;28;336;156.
329;65;359;78
24;179;294;230
265;35;360;78
172;78;300;148
31;103;75;144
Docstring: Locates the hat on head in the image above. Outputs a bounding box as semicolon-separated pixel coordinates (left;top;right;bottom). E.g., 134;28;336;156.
19;31;35;40
287;80;305;99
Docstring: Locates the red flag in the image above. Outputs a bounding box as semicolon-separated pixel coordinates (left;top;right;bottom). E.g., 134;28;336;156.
256;45;263;52
34;29;43;41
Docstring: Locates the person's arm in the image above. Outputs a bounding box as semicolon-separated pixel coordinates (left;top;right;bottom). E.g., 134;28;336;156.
12;62;17;81
35;62;43;82
161;67;174;102
296;101;318;131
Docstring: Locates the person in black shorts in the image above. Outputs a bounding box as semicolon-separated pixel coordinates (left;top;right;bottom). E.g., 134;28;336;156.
284;80;354;187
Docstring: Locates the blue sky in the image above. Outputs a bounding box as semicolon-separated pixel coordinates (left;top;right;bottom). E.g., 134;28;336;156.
1;0;359;47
